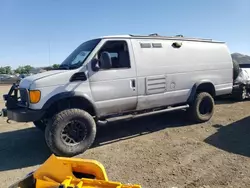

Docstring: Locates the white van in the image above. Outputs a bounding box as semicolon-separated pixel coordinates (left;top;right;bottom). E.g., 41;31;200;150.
1;34;233;156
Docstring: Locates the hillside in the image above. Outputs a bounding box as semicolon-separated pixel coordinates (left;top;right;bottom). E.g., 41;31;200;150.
231;53;250;64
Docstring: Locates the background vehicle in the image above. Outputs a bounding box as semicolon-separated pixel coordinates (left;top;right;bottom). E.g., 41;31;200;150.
0;74;19;84
232;63;250;100
2;34;233;156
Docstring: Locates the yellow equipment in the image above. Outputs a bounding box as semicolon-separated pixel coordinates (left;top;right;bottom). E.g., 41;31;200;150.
10;155;141;188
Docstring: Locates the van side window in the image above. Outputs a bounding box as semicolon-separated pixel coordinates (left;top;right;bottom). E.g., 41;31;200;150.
98;41;130;69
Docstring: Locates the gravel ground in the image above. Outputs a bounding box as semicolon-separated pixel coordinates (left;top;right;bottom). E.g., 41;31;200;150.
1;85;250;188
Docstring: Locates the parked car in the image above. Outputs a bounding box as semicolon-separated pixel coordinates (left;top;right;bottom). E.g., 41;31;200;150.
2;34;233;156
232;63;250;100
19;74;26;79
0;74;20;84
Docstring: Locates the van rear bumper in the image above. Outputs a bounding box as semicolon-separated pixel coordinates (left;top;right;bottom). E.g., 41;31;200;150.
1;107;45;122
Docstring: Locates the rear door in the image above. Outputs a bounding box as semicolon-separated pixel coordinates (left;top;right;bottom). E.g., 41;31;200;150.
88;39;138;117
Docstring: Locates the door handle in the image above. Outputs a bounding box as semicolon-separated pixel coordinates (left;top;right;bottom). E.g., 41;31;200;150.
130;79;136;91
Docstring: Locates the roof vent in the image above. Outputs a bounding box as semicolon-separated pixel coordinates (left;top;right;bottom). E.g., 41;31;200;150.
175;35;184;37
149;33;160;36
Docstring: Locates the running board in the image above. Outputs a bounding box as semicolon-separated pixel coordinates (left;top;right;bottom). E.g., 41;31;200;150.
97;104;189;125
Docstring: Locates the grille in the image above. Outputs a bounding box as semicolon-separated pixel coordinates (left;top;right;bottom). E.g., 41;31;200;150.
19;88;29;107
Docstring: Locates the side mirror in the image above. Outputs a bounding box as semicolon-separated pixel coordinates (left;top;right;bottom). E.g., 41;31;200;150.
91;58;100;72
100;52;112;69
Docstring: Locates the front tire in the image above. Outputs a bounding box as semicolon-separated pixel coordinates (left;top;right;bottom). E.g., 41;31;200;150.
189;92;214;123
45;108;96;157
33;120;46;131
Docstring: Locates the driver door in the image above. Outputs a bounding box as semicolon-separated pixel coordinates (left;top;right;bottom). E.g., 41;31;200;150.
88;39;138;117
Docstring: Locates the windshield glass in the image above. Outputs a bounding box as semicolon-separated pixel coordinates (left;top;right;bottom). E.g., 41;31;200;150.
60;39;101;69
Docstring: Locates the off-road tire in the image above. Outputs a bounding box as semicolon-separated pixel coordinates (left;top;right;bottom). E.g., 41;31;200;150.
33;120;46;131
45;108;96;157
189;92;214;123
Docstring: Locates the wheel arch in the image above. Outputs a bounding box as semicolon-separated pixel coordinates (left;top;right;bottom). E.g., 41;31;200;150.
188;81;216;103
42;92;98;118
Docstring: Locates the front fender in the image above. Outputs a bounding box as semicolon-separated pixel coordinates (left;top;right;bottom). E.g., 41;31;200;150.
42;92;98;116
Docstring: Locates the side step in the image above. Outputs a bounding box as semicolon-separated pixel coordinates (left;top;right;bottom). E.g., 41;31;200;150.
98;104;189;125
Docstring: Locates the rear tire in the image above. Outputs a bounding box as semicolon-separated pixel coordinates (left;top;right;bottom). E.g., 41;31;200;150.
45;108;96;157
189;92;214;123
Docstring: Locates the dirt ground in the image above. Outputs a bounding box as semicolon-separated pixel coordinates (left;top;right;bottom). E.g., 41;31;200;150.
1;85;250;188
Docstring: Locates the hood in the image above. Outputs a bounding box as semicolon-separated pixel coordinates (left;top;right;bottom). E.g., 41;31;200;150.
19;70;66;89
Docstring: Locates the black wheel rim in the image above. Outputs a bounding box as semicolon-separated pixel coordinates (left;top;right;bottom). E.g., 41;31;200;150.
61;120;87;145
199;97;213;115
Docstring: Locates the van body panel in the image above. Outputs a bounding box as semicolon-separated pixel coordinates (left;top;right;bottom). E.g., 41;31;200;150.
88;39;138;116
215;83;233;96
130;38;233;110
12;35;233;118
28;81;94;110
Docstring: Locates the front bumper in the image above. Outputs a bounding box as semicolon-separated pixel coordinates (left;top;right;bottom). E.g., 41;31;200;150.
1;83;45;122
2;107;45;122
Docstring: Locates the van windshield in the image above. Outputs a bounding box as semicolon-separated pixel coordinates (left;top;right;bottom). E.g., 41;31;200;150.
59;39;101;69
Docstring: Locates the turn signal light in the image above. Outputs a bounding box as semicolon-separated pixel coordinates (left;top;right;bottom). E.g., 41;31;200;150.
29;90;41;104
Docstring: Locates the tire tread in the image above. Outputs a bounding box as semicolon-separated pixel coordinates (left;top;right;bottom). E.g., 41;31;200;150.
45;108;96;157
189;92;214;123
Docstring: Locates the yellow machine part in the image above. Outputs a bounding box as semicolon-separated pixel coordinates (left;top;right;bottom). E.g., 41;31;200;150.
16;154;141;188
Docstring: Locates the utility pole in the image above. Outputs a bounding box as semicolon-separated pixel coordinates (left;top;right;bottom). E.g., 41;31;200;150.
48;40;51;65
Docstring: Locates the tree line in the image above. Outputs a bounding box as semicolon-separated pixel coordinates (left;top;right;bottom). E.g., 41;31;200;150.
0;64;60;74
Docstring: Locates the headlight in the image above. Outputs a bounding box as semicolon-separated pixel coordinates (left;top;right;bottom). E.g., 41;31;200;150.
29;90;41;104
